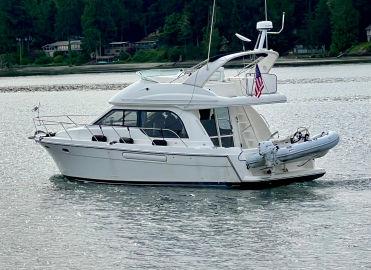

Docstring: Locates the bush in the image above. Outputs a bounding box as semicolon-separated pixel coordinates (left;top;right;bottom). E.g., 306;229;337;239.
71;53;89;65
118;50;131;61
20;57;32;65
53;51;65;57
0;53;17;68
53;55;64;64
183;45;204;60
166;47;184;62
131;49;167;62
34;55;52;65
347;42;371;56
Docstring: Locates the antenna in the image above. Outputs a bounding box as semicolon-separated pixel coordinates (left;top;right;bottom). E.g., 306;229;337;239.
235;33;251;43
264;0;268;20
235;33;251;51
207;0;216;64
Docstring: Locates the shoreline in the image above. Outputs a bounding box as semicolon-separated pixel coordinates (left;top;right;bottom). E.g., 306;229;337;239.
1;56;370;77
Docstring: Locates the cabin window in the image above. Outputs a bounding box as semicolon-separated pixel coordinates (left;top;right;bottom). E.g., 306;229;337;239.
141;111;188;138
123;110;139;127
96;110;124;126
95;109;188;138
200;108;234;148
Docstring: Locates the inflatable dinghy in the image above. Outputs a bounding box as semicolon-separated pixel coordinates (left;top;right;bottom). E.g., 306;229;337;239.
246;131;339;168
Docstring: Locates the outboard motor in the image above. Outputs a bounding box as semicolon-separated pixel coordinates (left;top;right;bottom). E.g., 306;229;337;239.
258;141;279;168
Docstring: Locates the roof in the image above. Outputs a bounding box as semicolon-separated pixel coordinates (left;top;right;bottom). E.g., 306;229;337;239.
42;40;81;47
135;41;157;44
109;41;130;45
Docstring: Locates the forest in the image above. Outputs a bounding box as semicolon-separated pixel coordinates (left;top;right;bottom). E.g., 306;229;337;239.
0;0;369;66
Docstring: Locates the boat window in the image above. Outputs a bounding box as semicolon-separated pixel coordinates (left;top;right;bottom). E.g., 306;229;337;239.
141;111;188;138
95;110;124;126
123;110;139;127
200;108;234;148
200;109;218;137
95;109;188;138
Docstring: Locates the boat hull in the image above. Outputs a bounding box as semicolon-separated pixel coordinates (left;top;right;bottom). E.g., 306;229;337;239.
64;172;324;189
40;140;326;188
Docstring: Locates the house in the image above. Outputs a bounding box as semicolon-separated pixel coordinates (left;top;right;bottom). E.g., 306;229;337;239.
134;40;158;50
104;41;131;56
366;25;371;42
42;40;82;57
293;44;325;55
95;55;116;64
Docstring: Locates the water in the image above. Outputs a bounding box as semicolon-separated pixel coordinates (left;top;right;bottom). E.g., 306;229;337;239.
0;64;370;269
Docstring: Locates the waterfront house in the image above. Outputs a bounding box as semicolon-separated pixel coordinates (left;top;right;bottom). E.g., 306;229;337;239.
42;40;82;57
293;44;325;55
104;42;131;56
134;40;158;50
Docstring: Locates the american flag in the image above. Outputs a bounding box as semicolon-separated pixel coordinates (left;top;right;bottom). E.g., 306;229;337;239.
254;65;264;98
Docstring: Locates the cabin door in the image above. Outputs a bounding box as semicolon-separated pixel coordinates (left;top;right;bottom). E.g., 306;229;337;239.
200;108;234;148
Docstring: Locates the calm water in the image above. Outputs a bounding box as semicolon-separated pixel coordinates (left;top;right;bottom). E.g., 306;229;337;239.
0;64;370;269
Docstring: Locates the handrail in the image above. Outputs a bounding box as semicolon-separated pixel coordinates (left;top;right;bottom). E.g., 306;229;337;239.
32;115;189;147
138;127;188;147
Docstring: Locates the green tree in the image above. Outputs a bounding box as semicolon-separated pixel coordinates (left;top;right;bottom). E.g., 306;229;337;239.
81;0;116;57
179;12;192;47
161;13;182;46
353;0;371;42
0;0;32;54
328;0;359;54
311;0;331;48
25;0;56;47
55;0;83;40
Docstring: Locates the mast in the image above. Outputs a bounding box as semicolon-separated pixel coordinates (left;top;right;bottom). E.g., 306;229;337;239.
207;0;216;64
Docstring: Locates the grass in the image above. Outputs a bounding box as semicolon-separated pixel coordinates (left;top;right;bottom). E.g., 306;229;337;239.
347;42;371;55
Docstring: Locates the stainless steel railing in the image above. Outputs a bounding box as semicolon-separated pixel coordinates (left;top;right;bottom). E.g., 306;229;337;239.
32;115;189;147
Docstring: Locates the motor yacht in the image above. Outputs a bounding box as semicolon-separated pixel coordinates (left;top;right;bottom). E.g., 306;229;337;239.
31;17;339;188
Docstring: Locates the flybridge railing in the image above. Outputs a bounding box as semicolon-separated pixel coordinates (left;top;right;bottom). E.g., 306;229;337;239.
32;115;189;147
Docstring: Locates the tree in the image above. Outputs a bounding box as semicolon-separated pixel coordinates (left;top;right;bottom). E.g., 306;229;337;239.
161;13;182;46
81;0;116;57
179;12;192;47
328;0;359;54
353;0;371;42
298;0;331;49
55;0;84;40
311;0;331;48
0;0;32;54
25;0;56;47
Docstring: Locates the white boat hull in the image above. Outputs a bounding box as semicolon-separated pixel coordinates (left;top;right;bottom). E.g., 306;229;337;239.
39;140;326;188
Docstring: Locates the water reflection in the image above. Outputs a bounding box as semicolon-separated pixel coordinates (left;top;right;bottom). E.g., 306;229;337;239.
48;174;329;216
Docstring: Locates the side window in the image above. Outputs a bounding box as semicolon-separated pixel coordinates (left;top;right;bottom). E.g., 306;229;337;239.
95;110;123;126
95;110;188;139
140;111;188;138
123;111;138;127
